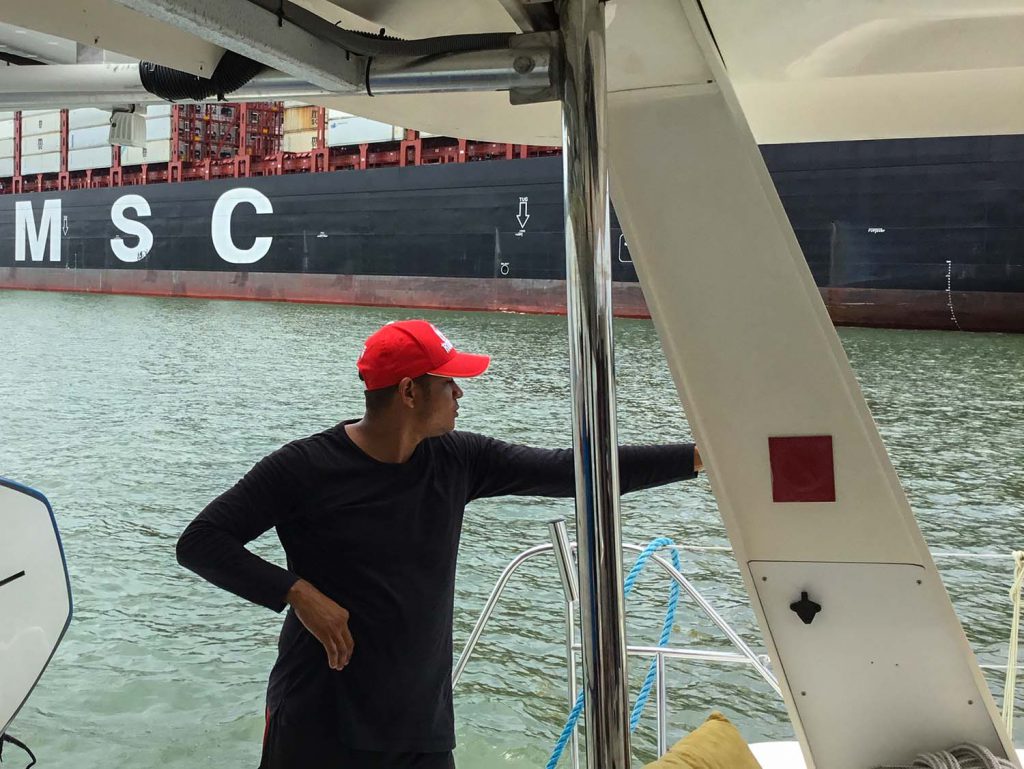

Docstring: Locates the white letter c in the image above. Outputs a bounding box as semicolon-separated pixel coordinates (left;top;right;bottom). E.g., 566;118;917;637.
211;188;273;265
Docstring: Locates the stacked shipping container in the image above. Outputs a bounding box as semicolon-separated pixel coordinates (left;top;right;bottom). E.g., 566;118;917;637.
69;108;114;171
326;111;403;146
281;104;402;152
21;109;61;175
240;102;284;157
0;102;285;181
0;111;14;177
175;103;239;161
121;104;172;165
282;103;321;153
0;102;556;193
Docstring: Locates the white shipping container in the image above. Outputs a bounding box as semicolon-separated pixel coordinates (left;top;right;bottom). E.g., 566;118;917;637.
327;116;400;147
22;132;61;155
68;146;114;171
147;116;171;141
146;104;172;117
0;157;13;177
0;119;13;141
282;129;318;153
121;139;171;166
0;137;13;159
0;111;13;120
21;152;61;175
22;111;61;136
69;108;111;129
69;125;109;150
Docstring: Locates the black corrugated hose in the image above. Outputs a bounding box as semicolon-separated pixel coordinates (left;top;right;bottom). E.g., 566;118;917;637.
139;50;266;101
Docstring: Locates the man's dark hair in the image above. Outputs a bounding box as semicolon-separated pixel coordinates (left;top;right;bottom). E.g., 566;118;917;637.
361;373;433;413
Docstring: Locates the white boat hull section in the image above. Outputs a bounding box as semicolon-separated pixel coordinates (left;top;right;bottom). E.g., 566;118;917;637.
605;2;1019;768
0;479;72;736
750;743;1024;769
750;562;1013;767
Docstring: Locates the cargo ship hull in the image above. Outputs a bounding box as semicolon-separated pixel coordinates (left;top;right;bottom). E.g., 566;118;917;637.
2;146;1023;332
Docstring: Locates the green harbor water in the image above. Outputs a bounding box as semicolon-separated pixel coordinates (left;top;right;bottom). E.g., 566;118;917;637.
1;289;1022;767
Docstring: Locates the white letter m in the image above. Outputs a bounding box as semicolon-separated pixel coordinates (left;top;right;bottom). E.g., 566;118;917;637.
15;199;62;262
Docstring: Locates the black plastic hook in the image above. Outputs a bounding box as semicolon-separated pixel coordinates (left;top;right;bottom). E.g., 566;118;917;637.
790;591;822;625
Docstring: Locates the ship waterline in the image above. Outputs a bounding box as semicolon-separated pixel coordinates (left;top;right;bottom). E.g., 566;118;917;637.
4;270;1024;332
0;268;650;319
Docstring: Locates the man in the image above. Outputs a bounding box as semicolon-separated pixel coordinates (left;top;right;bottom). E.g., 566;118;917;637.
177;319;702;769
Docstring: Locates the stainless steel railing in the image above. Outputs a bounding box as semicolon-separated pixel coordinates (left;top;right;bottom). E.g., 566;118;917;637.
454;529;1022;767
452;520;782;767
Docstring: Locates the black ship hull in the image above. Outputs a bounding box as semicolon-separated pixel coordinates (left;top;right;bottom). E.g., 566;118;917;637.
2;138;1023;331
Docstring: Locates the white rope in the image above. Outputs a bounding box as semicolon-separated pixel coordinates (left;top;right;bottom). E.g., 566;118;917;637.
877;743;1016;769
1001;550;1024;739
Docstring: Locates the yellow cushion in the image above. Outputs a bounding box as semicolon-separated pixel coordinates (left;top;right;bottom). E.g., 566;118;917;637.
643;711;762;769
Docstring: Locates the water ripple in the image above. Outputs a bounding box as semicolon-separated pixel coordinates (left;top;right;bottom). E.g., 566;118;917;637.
0;292;1021;766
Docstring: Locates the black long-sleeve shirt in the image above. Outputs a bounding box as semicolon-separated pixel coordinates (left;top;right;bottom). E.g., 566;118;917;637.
177;421;696;752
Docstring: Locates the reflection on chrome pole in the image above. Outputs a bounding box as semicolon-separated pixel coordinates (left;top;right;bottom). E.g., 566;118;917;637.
560;0;631;766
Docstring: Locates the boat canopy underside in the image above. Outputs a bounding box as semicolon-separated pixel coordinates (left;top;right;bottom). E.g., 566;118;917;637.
4;0;1024;145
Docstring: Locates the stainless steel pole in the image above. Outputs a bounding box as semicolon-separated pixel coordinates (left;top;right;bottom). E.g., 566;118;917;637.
560;0;631;766
656;652;668;756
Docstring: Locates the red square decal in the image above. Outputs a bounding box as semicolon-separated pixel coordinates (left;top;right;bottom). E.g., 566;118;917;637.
768;435;836;503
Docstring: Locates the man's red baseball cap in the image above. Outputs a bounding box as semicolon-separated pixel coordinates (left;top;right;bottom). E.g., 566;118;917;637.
357;320;491;391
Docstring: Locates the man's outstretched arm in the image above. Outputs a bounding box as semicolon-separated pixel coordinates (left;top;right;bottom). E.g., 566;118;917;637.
459;432;700;501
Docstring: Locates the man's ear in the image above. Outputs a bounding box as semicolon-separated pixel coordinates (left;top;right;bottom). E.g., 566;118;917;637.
398;377;417;407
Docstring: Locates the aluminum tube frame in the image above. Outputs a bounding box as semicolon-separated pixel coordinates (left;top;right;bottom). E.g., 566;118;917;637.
0;63;143;94
451;543;552;688
369;48;552;95
548;519;580;604
113;0;557;98
633;549;781;695
0;48;552;110
576;643;773;667
0;69;335;110
656;653;669;756
560;0;631;766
